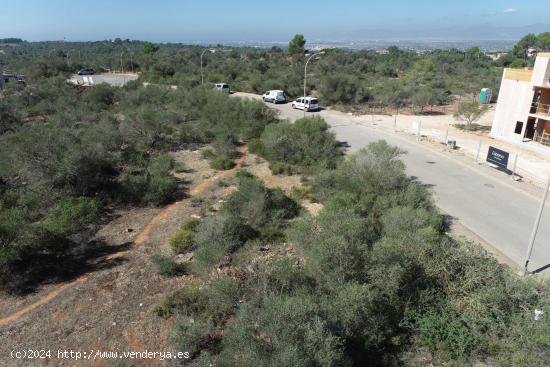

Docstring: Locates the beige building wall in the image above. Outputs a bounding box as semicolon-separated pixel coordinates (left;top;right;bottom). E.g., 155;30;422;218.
532;53;550;86
490;69;534;143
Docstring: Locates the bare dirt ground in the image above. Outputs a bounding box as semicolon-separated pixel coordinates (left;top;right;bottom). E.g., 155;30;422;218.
0;148;305;367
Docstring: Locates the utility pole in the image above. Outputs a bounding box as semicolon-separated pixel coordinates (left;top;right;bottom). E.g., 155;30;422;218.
303;51;324;117
523;174;550;275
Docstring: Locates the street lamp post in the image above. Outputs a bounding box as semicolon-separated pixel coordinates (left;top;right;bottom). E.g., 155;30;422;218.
200;49;216;85
303;51;324;117
523;174;550;275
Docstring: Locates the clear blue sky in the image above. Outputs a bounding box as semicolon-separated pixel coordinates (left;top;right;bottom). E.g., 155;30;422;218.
1;0;549;42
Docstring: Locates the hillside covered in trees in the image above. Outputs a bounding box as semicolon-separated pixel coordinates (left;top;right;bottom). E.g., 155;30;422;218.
1;37;507;110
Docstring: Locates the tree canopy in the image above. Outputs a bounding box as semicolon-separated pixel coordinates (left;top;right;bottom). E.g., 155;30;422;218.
288;34;306;55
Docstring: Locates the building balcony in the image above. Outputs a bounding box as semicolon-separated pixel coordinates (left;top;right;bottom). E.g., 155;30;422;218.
530;102;550;117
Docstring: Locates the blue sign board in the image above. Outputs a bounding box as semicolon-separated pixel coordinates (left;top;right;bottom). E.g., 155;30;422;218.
487;146;509;169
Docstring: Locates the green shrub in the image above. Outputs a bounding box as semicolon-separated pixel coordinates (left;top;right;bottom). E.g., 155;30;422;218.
150;254;185;277
147;154;174;176
210;156;235;170
201;148;216;160
415;306;482;358
122;171;178;206
289;186;315;202
153;278;240;325
143;175;178;205
169;229;194;254
170;219;200;254
247;138;265;156
312;140;406;201
287;208;373;285
220;294;348;366
253;257;313;296
270;161;293;175
86;83;116;108
257;117;343;170
222;172;299;230
172;319;215;356
322;282;392;350
121;173;149;202
182;218;201;231
152;286;202;319
42;196;100;236
193;214;254;271
380;206;443;238
212;134;239;159
217;179;230;187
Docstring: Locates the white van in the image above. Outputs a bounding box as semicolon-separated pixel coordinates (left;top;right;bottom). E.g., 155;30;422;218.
262;90;287;104
214;83;230;93
292;97;320;112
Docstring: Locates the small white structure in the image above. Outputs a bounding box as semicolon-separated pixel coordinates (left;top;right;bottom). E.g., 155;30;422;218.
491;53;550;148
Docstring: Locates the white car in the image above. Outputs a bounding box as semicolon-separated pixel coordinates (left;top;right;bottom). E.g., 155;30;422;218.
292;97;320;112
214;83;230;93
262;90;287;104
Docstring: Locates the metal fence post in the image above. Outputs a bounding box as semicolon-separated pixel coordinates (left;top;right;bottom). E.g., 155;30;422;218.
475;140;482;164
417;121;422;136
512;154;519;181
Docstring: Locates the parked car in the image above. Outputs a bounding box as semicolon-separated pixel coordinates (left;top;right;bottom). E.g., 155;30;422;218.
291;97;320;112
262;90;287;104
77;68;95;75
214;83;230;93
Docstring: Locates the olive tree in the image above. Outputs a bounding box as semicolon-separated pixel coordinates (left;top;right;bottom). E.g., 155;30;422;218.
453;100;489;128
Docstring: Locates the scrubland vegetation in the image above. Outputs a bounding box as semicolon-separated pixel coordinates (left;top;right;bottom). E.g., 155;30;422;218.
0;79;275;292
1;35;549;365
161;138;550;366
2;38;505;111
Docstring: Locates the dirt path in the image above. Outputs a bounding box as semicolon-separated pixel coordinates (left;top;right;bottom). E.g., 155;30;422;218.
0;148;248;328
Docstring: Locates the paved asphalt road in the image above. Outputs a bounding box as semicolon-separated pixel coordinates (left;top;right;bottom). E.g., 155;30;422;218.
67;73;138;87
236;93;550;274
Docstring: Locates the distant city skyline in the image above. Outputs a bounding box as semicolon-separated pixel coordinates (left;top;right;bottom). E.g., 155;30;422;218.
1;0;549;43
